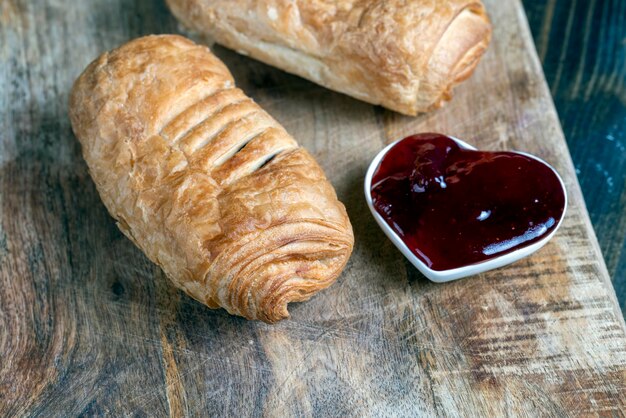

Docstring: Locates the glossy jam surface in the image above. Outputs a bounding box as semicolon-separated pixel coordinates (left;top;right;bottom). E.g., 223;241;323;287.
371;133;566;271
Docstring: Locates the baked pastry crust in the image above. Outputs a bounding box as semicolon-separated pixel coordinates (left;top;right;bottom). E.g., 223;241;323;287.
69;35;354;323
166;0;492;115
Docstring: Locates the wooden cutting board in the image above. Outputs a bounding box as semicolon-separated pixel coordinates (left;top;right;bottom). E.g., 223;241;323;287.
1;0;625;416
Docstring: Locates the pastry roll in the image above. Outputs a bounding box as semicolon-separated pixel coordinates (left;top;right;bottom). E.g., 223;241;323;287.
69;35;354;323
166;0;492;115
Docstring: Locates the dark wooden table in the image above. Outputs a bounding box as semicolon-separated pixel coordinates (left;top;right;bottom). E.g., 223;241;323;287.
2;0;625;416
523;0;626;315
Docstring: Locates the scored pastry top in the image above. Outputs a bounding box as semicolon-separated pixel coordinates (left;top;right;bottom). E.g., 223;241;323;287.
69;35;354;322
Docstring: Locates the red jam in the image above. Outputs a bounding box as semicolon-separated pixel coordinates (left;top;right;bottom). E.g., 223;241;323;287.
370;133;566;271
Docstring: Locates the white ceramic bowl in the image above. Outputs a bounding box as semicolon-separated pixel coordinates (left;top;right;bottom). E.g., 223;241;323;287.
364;136;568;282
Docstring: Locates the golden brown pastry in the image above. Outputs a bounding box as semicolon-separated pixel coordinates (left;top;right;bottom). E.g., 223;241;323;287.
69;35;354;323
166;0;492;115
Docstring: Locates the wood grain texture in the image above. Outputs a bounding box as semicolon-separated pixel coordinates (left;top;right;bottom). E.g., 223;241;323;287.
1;0;625;416
522;0;626;317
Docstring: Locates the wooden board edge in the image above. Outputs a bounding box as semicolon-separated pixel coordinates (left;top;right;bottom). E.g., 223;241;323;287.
513;0;626;327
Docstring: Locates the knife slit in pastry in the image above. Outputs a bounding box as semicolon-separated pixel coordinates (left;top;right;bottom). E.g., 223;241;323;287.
205;115;275;167
160;88;248;142
69;35;353;323
214;131;297;185
178;99;259;155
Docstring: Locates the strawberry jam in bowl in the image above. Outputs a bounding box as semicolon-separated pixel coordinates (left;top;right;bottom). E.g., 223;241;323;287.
365;133;567;282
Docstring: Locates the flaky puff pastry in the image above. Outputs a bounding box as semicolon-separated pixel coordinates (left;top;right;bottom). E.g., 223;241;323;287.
69;35;354;323
166;0;492;115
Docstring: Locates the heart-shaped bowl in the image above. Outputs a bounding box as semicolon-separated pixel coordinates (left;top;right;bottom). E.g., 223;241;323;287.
364;134;568;283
